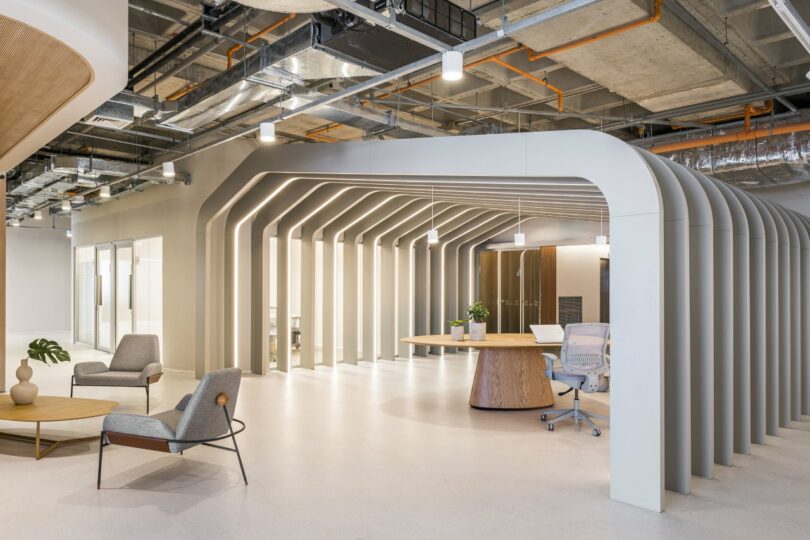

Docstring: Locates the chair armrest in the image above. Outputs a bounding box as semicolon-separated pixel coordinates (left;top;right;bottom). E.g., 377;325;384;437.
138;362;163;385
103;414;175;439
175;393;193;411
74;361;108;376
542;353;558;379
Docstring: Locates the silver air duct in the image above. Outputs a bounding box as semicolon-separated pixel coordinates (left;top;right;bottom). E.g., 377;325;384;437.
664;130;810;187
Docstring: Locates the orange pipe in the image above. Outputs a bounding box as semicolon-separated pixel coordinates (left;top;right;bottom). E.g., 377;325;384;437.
529;0;663;62
651;121;810;154
744;100;773;130
227;13;296;68
306;122;342;137
167;82;200;101
671;99;772;130
490;58;564;112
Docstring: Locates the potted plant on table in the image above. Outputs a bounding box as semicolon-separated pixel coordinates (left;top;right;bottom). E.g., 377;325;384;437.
10;339;71;405
448;319;467;341
467;301;490;341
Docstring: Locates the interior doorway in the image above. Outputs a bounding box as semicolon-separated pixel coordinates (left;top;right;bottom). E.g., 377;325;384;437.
73;236;163;353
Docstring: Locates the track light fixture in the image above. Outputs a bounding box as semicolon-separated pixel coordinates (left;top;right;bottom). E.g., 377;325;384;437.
259;122;276;143
441;50;463;81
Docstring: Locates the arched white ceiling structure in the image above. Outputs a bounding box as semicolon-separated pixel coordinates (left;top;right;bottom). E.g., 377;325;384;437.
194;131;810;513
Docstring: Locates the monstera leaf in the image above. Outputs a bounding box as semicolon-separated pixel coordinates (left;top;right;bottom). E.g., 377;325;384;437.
27;339;71;366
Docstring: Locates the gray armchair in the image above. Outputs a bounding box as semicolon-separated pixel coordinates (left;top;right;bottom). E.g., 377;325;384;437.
72;334;162;413
97;367;246;488
540;323;610;436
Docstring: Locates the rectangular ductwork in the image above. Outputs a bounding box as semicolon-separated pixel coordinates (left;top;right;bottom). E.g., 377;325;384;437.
159;7;474;133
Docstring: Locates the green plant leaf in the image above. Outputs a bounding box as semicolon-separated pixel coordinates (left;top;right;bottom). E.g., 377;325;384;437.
27;338;71;366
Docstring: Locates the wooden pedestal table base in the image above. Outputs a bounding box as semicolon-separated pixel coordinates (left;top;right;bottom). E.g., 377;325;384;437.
0;396;118;459
401;333;558;410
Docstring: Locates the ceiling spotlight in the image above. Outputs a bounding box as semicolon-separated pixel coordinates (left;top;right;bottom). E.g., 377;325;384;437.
441;50;464;81
33;210;43;220
259;122;276;143
427;228;439;244
61;199;71;212
100;185;111;198
66;230;72;238
10;218;20;227
162;161;176;178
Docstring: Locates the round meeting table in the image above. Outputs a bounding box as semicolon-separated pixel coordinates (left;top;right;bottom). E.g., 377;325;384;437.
401;333;559;409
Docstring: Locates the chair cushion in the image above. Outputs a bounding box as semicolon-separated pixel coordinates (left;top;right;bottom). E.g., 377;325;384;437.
74;371;144;387
103;413;176;440
551;369;587;389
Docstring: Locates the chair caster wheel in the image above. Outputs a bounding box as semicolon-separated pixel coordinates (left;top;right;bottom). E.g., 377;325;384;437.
592;429;601;437
540;414;547;422
547;424;555;432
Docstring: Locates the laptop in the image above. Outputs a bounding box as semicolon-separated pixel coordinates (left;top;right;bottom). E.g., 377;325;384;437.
530;324;565;344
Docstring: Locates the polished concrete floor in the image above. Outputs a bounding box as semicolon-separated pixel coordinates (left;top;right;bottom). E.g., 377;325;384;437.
3;333;810;539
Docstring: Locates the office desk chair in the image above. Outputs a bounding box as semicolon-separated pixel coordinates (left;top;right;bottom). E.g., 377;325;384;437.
540;323;610;436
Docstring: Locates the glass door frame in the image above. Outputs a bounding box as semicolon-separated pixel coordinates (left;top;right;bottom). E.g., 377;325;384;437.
95;243;114;353
114;240;134;348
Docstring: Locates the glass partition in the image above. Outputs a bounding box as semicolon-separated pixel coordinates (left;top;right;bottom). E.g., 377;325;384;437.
134;236;163;347
75;246;96;346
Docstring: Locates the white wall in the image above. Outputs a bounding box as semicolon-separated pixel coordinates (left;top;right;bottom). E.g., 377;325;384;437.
6;227;71;333
556;244;609;323
72;138;256;371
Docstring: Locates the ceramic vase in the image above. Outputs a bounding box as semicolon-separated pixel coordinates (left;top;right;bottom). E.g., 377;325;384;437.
469;322;486;341
10;359;38;405
450;325;464;341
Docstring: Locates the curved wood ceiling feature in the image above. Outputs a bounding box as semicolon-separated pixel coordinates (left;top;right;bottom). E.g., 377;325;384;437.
0;14;92;158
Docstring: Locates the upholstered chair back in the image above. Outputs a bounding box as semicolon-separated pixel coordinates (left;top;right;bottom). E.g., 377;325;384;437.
175;368;242;442
109;334;160;372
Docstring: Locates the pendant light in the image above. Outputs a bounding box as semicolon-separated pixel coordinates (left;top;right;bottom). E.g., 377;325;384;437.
441;50;463;81
427;186;439;244
66;230;72;238
61;199;71;212
259;121;276;143
100;185;111;198
596;208;608;245
514;197;526;246
10;217;20;227
162;161;176;178
33;210;43;220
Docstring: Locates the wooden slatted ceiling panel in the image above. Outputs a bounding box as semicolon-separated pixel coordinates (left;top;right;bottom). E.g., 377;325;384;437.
0;15;92;157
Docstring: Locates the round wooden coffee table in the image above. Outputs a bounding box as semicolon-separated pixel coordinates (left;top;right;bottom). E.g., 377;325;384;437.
0;396;118;459
401;333;558;409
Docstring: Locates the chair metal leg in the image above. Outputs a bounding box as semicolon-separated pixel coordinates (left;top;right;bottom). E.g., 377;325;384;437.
97;432;105;489
223;407;247;485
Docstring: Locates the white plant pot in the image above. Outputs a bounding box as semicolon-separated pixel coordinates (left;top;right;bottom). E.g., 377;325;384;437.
469;322;486;341
450;326;464;341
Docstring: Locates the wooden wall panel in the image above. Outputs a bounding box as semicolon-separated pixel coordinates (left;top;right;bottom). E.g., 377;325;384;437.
479;251;498;329
540;246;557;324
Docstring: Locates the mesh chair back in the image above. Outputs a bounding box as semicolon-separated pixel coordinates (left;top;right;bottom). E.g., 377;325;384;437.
175;368;242;442
109;334;160;372
560;323;610;376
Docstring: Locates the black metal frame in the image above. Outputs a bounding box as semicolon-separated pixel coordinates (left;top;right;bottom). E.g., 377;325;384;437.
98;405;247;489
71;374;160;414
